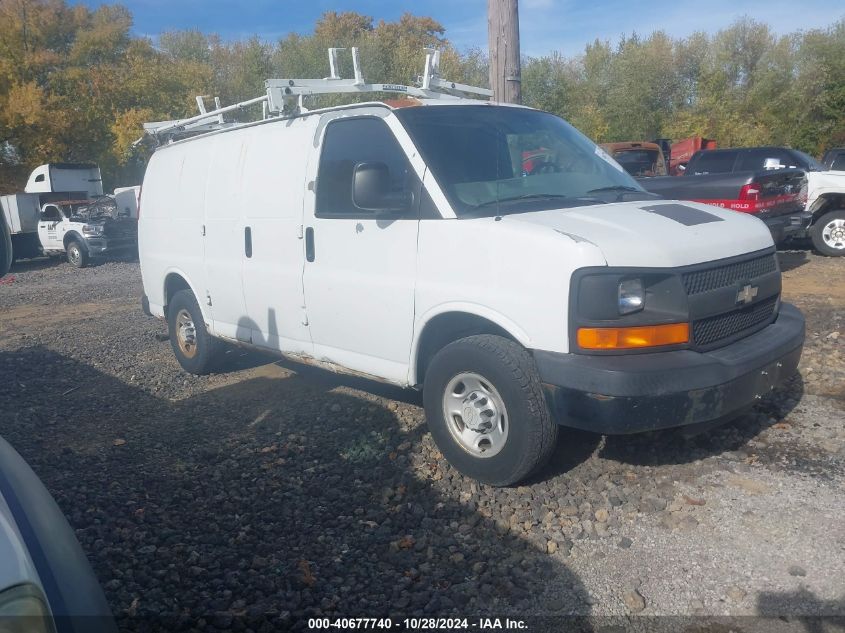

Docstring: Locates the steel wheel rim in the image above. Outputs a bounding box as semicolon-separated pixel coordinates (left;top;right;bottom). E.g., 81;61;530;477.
175;309;198;358
442;372;508;459
822;219;845;250
68;246;80;264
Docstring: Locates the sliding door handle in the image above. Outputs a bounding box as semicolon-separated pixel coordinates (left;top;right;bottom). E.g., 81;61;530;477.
244;226;252;258
305;227;315;262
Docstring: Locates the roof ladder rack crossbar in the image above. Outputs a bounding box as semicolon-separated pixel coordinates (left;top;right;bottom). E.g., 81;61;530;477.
327;47;364;84
141;94;269;141
419;47;491;99
265;46;491;114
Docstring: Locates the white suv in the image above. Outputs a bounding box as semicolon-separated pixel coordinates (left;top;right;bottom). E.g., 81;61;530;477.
139;101;805;485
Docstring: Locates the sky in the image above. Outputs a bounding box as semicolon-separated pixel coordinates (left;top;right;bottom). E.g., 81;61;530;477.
78;0;844;57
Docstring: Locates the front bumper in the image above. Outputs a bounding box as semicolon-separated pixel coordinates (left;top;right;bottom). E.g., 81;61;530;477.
764;211;812;243
534;303;805;434
84;236;137;255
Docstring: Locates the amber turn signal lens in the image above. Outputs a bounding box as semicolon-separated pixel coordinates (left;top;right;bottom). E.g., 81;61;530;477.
577;323;689;350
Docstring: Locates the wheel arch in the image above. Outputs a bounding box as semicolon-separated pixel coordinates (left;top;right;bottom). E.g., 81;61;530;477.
62;231;85;249
162;270;210;324
809;193;845;223
411;306;530;386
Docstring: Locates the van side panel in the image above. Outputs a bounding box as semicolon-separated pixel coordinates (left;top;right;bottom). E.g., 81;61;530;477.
240;117;317;356
139;140;210;321
204;132;249;340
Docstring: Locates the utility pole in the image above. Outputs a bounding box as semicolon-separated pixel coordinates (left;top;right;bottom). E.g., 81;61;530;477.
487;0;521;104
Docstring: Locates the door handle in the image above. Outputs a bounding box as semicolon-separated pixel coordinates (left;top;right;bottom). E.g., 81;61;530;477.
305;227;315;262
244;226;252;258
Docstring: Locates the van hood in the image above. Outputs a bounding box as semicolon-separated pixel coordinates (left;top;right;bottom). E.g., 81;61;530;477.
502;200;774;267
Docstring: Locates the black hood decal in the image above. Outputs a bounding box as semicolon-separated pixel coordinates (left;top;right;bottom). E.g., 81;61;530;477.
640;203;724;226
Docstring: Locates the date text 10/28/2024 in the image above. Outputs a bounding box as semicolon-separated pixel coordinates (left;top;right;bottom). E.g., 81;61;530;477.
308;618;528;630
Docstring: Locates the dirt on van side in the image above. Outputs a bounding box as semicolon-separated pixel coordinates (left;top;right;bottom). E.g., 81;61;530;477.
0;249;842;630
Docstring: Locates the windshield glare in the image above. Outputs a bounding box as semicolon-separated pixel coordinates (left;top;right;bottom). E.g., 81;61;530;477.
395;105;646;216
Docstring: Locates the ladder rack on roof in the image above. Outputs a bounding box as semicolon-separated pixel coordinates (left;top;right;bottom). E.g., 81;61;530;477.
138;47;492;146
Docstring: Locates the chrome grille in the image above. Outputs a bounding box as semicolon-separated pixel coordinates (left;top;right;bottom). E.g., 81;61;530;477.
682;253;777;295
692;296;778;348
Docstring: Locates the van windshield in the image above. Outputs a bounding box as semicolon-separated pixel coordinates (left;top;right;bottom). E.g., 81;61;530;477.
394;105;650;217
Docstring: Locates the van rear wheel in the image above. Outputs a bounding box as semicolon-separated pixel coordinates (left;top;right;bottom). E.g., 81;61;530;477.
423;335;557;486
167;290;220;375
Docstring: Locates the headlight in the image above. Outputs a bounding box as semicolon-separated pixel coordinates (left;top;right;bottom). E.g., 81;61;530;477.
0;584;54;633
81;225;102;236
618;278;644;314
570;268;689;353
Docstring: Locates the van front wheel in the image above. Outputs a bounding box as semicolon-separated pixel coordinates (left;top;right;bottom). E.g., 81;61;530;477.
423;335;557;486
167;290;220;375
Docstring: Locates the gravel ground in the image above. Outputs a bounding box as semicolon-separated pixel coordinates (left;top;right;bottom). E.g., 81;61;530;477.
0;251;843;632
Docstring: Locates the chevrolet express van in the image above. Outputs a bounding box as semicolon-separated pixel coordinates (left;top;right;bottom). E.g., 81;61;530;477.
139;100;805;485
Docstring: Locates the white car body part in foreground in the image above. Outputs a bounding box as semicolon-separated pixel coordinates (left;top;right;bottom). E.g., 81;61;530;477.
0;436;116;632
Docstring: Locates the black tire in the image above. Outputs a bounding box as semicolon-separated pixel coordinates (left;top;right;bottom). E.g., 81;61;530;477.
810;210;845;257
66;240;89;268
423;334;558;486
167;289;220;375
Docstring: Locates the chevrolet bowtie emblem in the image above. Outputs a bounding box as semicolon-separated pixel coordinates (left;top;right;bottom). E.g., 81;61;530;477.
736;284;759;305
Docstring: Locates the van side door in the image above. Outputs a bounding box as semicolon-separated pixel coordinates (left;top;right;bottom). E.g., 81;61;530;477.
240;119;315;355
203;133;249;341
302;115;420;384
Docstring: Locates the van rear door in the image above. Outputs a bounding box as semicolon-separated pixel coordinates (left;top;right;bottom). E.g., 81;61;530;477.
302;114;421;384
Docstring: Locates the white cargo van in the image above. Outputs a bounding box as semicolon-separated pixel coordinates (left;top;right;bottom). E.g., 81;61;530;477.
139;60;804;485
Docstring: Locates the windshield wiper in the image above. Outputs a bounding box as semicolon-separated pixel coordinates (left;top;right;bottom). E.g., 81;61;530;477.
472;193;576;209
586;185;660;201
586;185;641;194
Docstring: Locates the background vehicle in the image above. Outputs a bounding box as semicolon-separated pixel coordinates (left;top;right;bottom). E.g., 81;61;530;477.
0;208;10;277
0;436;116;633
651;146;845;256
600;142;667;177
25;163;103;199
139;52;804;486
821;147;845;171
639;164;807;245
670;136;717;175
0;193;42;264
113;186;141;219
1;163;139;268
38;198;138;268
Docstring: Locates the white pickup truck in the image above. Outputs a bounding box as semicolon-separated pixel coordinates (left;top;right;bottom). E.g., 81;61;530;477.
37;198;137;267
139;97;806;485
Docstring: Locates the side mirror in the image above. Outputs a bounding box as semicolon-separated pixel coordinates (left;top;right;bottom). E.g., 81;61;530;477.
352;162;412;213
